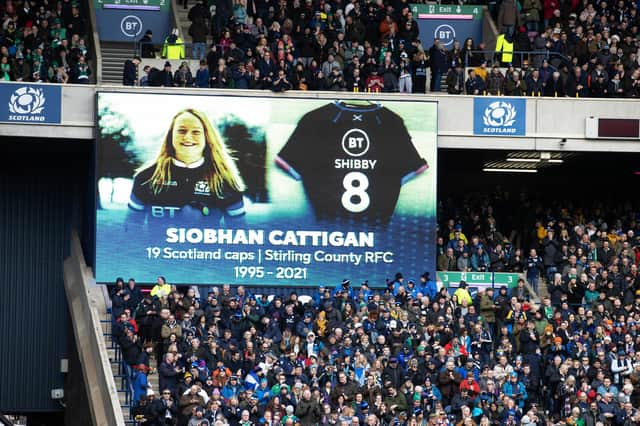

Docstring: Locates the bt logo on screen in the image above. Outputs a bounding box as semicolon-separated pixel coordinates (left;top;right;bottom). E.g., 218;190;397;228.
121;15;143;38
434;24;456;47
341;128;370;157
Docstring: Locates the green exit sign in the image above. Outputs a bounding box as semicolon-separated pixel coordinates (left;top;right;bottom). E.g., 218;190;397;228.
437;271;520;288
410;4;484;20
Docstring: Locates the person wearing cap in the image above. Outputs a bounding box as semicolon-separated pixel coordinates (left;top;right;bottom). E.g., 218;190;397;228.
502;372;527;409
254;377;272;405
222;374;242;402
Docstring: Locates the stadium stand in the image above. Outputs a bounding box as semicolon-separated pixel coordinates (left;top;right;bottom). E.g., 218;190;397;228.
106;191;640;425
123;0;640;96
0;0;92;83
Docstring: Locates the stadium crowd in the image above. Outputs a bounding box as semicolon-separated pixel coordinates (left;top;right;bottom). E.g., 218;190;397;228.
0;0;91;83
123;0;640;96
110;193;640;425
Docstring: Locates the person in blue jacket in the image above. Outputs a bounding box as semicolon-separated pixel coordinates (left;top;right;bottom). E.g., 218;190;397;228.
333;279;355;300
132;364;150;406
502;372;528;409
418;272;438;300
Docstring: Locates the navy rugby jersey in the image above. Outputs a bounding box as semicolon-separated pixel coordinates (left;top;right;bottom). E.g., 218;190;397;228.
128;158;244;219
276;101;428;222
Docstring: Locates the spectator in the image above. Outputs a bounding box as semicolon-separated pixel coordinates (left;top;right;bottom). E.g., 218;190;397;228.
486;64;506;95
188;0;210;59
139;29;157;59
271;68;292;92
122;55;140;86
446;63;464;94
465;68;486;95
162;29;185;60
505;70;527;95
497;0;519;38
429;40;447;92
174;61;194;87
194;60;209;88
210;58;230;88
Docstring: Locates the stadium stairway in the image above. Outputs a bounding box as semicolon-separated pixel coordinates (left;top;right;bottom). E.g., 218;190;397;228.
100;318;134;424
101;41;137;84
101;314;160;425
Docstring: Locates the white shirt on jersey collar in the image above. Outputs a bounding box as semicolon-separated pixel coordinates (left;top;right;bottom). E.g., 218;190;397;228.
172;157;205;168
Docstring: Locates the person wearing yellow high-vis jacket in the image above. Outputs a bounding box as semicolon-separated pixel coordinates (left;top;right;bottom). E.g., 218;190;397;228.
495;33;514;66
162;28;185;60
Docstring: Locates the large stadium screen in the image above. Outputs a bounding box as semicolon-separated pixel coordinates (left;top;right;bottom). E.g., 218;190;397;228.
95;92;437;286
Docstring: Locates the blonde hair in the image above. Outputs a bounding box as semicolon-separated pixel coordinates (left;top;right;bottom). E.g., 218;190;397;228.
142;109;245;197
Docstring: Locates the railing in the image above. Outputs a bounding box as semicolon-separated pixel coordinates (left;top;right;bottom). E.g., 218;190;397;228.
101;317;137;425
464;49;570;69
135;41;214;61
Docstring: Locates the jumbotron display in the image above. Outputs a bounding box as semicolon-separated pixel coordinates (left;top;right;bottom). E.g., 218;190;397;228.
95;92;437;285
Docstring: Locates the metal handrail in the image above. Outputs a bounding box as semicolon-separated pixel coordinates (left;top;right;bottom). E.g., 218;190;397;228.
464;49;570;69
135;40;215;59
107;321;138;425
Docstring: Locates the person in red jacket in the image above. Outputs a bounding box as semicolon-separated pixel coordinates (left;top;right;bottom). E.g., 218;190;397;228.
444;336;469;359
460;375;481;399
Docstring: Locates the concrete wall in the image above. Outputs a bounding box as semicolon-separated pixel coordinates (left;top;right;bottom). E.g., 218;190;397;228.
0;82;638;152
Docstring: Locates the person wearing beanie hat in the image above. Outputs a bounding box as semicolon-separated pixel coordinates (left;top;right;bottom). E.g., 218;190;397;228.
139;28;156;58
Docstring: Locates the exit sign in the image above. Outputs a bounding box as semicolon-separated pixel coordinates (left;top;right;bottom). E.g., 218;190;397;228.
437;271;520;288
410;4;483;20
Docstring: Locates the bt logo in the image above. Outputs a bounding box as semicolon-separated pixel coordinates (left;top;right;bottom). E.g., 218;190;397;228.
341;128;370;157
121;15;143;37
434;24;456;47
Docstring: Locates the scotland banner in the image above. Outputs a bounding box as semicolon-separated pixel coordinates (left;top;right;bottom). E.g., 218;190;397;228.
0;83;62;124
473;98;526;136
